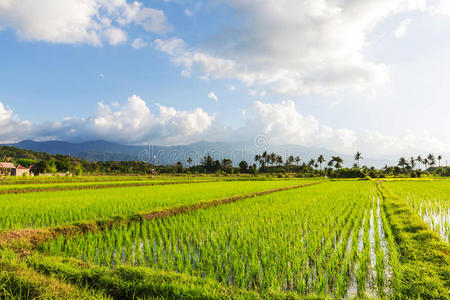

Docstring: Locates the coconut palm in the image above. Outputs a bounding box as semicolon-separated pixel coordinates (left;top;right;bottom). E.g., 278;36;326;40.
427;154;436;168
317;155;325;170
354;152;363;168
398;157;408;169
269;153;276;166
276;155;283;166
409;157;415;170
438;155;442;167
331;156;343;169
416;155;423;169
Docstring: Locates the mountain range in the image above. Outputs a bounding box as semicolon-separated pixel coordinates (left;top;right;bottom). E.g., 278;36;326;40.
3;140;392;167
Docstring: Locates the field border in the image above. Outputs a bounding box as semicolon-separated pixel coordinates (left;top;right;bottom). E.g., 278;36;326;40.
1;181;321;253
0;179;217;194
376;181;450;299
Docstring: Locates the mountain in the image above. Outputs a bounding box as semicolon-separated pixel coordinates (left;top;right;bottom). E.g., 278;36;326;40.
4;140;391;167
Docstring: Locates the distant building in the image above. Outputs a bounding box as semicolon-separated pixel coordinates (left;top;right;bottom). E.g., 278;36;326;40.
0;162;31;176
13;165;31;176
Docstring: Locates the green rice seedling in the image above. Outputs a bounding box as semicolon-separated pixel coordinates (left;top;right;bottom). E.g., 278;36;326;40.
0;179;317;230
384;180;450;243
41;181;379;298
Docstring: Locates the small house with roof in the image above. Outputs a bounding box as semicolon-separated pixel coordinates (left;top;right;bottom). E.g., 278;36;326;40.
0;162;31;176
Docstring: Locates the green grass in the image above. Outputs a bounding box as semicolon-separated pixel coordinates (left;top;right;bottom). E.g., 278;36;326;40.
383;180;450;242
0;179;318;230
41;181;390;298
0;248;110;299
1;177;449;299
377;181;450;299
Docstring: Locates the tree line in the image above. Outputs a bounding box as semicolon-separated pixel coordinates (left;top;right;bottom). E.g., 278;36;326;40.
1;145;448;177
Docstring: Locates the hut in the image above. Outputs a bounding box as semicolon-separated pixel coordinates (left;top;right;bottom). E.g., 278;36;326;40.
12;165;31;176
0;162;16;176
0;162;31;176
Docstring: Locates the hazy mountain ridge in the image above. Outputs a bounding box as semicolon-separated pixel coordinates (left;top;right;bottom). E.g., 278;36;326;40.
4;140;392;167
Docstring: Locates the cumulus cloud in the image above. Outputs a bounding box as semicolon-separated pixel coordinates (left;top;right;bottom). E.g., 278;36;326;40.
0;95;214;145
131;37;147;49
154;0;450;96
208;92;218;102
0;102;33;142
0;0;171;46
394;18;413;38
0;98;448;157
240;100;448;157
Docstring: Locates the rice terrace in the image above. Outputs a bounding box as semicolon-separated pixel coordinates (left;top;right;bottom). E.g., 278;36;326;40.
0;166;449;299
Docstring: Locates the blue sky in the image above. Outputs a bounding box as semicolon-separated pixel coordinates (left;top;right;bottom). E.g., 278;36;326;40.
1;0;450;158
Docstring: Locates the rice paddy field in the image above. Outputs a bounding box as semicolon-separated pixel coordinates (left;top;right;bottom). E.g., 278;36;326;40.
0;176;449;299
383;180;450;243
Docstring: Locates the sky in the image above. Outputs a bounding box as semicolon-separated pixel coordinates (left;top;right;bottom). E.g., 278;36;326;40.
1;0;450;159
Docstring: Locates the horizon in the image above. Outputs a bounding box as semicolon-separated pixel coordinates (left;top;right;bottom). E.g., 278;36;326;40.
1;1;450;158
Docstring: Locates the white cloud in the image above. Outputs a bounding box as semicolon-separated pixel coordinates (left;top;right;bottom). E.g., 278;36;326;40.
0;102;33;143
105;27;127;45
0;0;171;46
154;0;450;96
394;18;413;38
134;7;173;34
208;92;218;102
184;9;194;17
98;73;105;79
0;98;448;157
228;85;236;91
131;37;147;49
0;96;214;145
241;100;448;157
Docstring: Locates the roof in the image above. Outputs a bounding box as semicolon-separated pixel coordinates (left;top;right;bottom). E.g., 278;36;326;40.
0;162;16;168
17;165;30;170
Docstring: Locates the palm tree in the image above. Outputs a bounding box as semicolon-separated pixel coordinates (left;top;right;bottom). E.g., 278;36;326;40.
308;159;315;169
409;157;415;170
295;156;301;166
438;155;442;167
327;159;334;168
269;153;276;166
262;151;268;166
427;153;436;168
332;156;343;169
317;155;325;170
276;155;283;166
416;155;422;169
254;154;261;166
398;157;408;169
423;158;429;169
285;155;294;172
354;152;363;168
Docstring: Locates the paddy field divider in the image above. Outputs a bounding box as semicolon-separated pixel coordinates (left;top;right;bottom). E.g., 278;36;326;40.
376;181;450;299
0;181;321;252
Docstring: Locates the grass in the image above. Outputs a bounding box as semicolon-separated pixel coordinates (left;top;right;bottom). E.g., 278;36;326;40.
384;180;450;242
1;176;449;299
0;179;319;230
377;181;450;299
41;181;385;298
0;248;110;299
